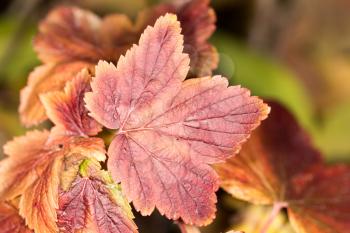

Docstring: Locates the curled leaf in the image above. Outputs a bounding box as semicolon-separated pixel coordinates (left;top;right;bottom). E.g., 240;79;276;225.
0;130;106;232
40;69;102;137
19;62;93;127
85;14;269;225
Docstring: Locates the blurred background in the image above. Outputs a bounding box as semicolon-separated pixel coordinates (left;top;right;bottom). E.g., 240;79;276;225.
0;0;349;232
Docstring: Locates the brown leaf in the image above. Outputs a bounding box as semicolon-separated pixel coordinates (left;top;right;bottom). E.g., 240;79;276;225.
216;101;350;233
175;0;218;77
288;165;350;233
216;101;323;205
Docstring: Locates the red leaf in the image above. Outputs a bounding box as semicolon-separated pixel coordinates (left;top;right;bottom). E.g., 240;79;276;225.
0;202;33;233
288;165;350;233
85;14;269;225
176;0;218;77
19;61;93;127
34;6;108;63
138;0;218;77
21;1;217;126
216;101;350;233
40;69;102;137
216;101;322;204
0;130;106;232
58;159;137;233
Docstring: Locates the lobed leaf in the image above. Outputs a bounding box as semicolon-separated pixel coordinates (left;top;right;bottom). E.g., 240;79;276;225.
19;61;93;127
40;69;102;137
20;0;217;126
0;130;106;232
85;14;269;225
57;159;137;233
138;0;218;77
0;130;51;201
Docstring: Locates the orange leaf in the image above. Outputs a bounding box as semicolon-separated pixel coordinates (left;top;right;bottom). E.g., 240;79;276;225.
216;101;323;205
19;154;63;233
0;130;106;232
19;61;93;127
85;14;269;225
0;130;51;200
216;101;350;233
40;69;102;137
20;1;217;127
288;165;350;233
34;6;109;63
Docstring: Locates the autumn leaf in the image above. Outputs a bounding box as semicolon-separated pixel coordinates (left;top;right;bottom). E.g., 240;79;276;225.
174;0;218;77
40;69;102;137
0;65;140;232
34;6;112;64
0;130;106;232
0;130;51;201
19;61;93;127
138;0;218;77
85;14;269;225
0;202;33;233
216;101;322;205
20;0;217;126
58;159;138;233
288;165;350;233
216;101;350;233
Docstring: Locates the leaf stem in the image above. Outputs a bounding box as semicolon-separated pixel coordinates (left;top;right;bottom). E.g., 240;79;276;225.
260;202;288;233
